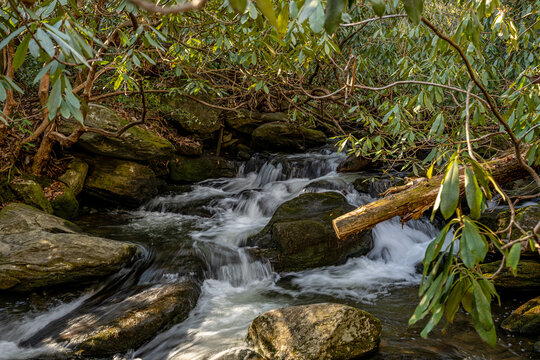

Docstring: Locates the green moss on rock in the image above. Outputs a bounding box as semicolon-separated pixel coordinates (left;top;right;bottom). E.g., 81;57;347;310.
481;260;540;289
58;158;88;195
501;296;540;335
9;179;53;213
169;155;237;183
50;183;79;219
163;96;221;134
251;122;327;153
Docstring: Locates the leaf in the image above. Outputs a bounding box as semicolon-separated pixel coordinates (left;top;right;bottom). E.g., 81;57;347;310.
506;243;520;275
13;34;31;70
324;0;346;34
465;166;483;220
445;279;464;323
230;0;247;13
297;0;318;24
277;3;289;38
255;0;278;28
36;28;55;58
461;279;473;313
402;0;423;25
471;280;496;346
0;27;25;52
439;157;460;220
368;0;386;17
461;217;488;268
420;304;444;338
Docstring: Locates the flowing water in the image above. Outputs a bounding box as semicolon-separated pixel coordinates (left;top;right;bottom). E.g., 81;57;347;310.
0;149;536;359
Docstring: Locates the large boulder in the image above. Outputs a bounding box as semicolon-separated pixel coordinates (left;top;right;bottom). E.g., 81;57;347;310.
48;182;79;219
0;203;137;291
248;192;373;272
247;303;381;360
9;178;53;213
163;96;221;134
84;157;158;206
226;110;286;135
482;205;540;243
501;296;540;335
169;155;237;183
251;122;326;153
480;260;540;289
58;104;174;161
58;158;89;195
55;281;200;356
210;347;264;360
337;154;379;173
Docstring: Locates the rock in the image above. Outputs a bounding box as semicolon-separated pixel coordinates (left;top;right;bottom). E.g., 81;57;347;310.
84;157;158;206
164;96;221;134
0;203;137;291
58;104;174;161
176;136;204;156
535;341;540;353
337;154;379;173
248;192;373;272
210;347;264;360
501;296;540;335
251;122;326;153
247;303;381;360
482;205;540;243
9;179;53;213
58;158;88;195
50;183;79;219
56;281;200;356
0;172;16;205
169;155;237;183
480;261;540;289
226;110;286;135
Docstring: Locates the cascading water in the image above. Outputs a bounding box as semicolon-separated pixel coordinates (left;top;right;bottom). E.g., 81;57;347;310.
0;148;532;360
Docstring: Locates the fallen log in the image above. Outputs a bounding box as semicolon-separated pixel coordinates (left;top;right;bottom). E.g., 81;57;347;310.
333;153;533;239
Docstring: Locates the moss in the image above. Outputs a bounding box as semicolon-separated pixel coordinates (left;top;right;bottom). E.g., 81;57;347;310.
162;96;221;134
58;158;88;195
169;155;237;183
50;184;79;219
251;122;327;153
481;260;540;289
501;296;540;335
9;179;53;213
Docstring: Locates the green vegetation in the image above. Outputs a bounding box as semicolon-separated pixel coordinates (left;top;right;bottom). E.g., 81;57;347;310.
0;0;538;347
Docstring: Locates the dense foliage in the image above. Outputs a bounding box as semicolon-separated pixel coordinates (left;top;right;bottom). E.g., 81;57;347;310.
0;0;538;346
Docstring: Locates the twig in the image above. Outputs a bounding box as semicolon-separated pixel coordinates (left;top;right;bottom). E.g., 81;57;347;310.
128;0;207;14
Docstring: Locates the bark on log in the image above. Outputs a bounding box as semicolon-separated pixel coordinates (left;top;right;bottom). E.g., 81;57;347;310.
333;153;533;239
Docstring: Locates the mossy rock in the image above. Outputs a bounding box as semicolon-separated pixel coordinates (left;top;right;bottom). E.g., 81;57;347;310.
58;158;88;195
0;203;137;292
58;104;174;161
0;172;16;205
50;183;79;219
481;205;540;242
9;179;53;213
248;192;373;272
84;157;158;206
247;303;381;360
162;96;221;134
251;122;326;153
501;296;540;335
480;260;540;289
225;110;287;135
169;155;237;183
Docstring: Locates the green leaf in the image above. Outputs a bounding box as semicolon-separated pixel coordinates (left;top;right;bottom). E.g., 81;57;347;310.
13;34;31;70
461;217;488;268
277;3;290;38
402;0;423;25
0;27;25;52
230;0;248;13
297;0;318;24
439;157;460;220
324;0;346;34
465;166;483;220
445;279;464;323
420;304;444;338
461;279;473;313
255;0;278;28
471;280;496;346
368;0;386;17
36;28;55;58
506;243;520;275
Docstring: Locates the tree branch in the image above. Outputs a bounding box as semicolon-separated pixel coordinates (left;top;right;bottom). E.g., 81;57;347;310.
127;0;207;14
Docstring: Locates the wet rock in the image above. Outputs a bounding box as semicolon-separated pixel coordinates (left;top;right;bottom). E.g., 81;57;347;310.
337;154;379;173
482;205;540;244
59;281;200;356
247;303;381;360
210;347;264;360
248;192;373;272
501;296;540;335
58;158;88;195
169;155;237;183
251;122;326;153
480;260;540;289
58;104;174;161
0;203;137;292
164;97;221;134
9;178;53;213
0;172;16;205
84;157;158;206
50;183;79;219
226;110;286;135
303;179;348;192
176;136;204;156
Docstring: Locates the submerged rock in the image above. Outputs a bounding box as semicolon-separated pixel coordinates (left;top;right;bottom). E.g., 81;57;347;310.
247;303;381;360
58;104;174;161
9;178;53;213
58;158;89;195
480;260;540;289
0;203;137;292
251;122;326;153
501;296;540;335
248;192;372;272
59;281;200;356
169;155;237;182
84;157;158;206
210;347;264;360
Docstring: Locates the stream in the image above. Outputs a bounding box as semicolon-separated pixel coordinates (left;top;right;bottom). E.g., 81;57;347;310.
0;149;536;359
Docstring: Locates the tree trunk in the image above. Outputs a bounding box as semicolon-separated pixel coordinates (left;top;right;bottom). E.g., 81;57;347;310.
332;153;532;239
1;46;16;139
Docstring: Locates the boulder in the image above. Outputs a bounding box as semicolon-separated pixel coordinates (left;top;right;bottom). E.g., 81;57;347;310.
58;158;88;195
84;157;158;206
56;281;200;356
169;155;237;183
337;154;379;173
0;203;137;291
210;347;264;360
58;104;174;161
251;122;326;153
164;97;221;134
501;296;540;335
226;110;286;135
176;136;203;156
248;192;373;272
49;183;79;219
247;303;381;360
9;178;53;213
480;260;540;289
482;205;540;243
